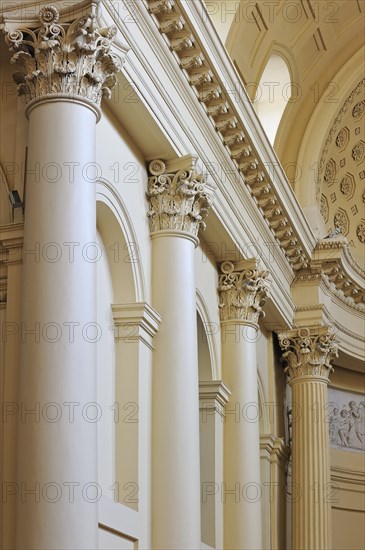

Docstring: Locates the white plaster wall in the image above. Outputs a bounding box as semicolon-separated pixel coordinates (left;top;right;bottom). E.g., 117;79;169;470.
97;106;151;302
195;242;221;380
96;230;116;501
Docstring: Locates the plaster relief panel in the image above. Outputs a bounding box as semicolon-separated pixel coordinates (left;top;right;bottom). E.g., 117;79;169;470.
339;173;355;200
323;158;337;187
335;126;349;151
328;388;365;452
320;194;329;222
352;141;365;164
352;99;365;120
333;208;349;236
356;220;365;244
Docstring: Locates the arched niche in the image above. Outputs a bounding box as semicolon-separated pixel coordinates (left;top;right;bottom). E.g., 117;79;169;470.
95;185;145;518
197;295;225;548
96;178;146;303
197;312;214;382
196;290;219;381
255;52;293;146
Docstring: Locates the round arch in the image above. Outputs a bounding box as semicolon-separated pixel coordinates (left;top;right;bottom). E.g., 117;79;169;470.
96;178;146;303
196;289;219;381
254;48;294;146
296;46;365;211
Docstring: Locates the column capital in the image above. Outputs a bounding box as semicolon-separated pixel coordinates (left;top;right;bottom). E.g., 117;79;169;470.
278;325;338;384
147;155;214;238
218;258;271;325
1;2;124;119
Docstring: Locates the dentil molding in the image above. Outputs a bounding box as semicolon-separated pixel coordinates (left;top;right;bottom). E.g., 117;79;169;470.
147;155;214;237
145;0;309;271
1;1;124;115
278;326;339;383
218;258;271;325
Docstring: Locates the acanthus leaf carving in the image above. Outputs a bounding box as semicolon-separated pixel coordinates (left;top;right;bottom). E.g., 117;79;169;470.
147;157;213;237
278;326;338;382
2;4;124;108
218;260;271;324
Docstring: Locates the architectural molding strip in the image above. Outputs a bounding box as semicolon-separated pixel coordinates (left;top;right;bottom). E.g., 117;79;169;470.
145;0;310;271
144;0;365;314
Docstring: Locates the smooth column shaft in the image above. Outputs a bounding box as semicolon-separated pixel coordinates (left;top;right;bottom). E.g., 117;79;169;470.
17;101;98;549
151;233;201;549
222;323;262;550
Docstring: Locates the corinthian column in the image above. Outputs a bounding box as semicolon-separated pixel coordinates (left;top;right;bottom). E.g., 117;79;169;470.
148;156;213;549
2;4;123;549
278;326;338;550
218;259;270;550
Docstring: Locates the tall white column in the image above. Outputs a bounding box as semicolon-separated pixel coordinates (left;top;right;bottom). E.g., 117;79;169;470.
278;326;338;550
3;5;122;549
218;259;271;550
147;157;213;549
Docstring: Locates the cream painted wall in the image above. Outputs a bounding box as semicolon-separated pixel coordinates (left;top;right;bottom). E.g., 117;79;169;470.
97;105;151;302
0;1;363;548
331;448;365;550
195;239;222;381
96;230;116;501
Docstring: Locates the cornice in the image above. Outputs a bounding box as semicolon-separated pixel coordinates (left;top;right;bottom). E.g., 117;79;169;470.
331;466;365;487
140;0;365;318
199;380;231;408
0;222;24;265
144;0;313;272
199;380;231;418
312;239;365;310
0;222;24;307
260;435;290;465
292;238;365;314
112;301;162;350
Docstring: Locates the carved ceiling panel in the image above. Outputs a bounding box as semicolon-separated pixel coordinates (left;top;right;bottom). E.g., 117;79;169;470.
320;79;365;266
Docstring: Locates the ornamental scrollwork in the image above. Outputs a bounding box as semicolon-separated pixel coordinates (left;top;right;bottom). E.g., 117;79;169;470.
356;222;365;244
352;100;365;119
2;3;123;106
218;260;271;324
278;326;338;382
146;158;213;236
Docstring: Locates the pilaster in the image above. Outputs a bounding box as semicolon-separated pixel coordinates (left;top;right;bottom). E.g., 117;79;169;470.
199;381;231;549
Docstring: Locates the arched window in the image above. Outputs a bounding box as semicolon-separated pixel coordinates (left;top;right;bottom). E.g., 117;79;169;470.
255;53;292;145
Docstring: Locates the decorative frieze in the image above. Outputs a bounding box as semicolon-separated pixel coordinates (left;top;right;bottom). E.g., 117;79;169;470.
328;387;365;452
218;259;271;324
147;156;213;237
278;326;338;383
1;3;123;110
